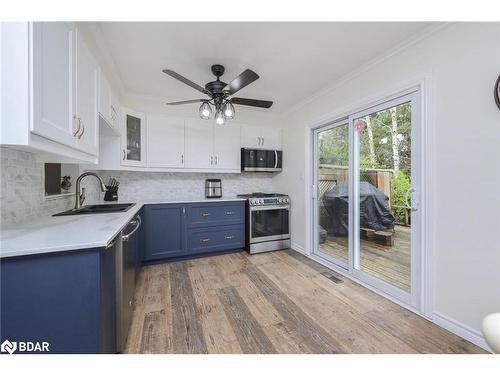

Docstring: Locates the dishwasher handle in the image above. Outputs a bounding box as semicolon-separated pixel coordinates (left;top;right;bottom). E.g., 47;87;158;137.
122;215;142;242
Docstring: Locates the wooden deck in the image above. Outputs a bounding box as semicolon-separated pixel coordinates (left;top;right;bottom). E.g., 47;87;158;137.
319;225;411;292
124;250;484;354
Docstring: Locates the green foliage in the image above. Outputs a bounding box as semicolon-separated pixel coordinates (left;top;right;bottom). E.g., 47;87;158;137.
319;125;349;166
391;171;411;206
391;171;411;224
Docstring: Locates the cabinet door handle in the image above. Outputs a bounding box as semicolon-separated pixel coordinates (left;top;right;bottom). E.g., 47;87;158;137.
123;149;126;160
211;156;213;165
225;211;234;215
200;212;210;217
258;137;261;145
73;115;81;137
77;121;85;139
199;238;211;243
215;156;218;165
182;207;186;216
181;154;184;164
224;235;235;240
262;137;264;146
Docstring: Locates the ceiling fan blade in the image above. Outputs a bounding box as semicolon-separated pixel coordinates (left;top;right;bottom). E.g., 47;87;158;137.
166;99;205;105
224;69;259;95
162;69;211;96
231;97;273;108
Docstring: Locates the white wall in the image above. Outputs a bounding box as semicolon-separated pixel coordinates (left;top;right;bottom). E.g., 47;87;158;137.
273;23;500;343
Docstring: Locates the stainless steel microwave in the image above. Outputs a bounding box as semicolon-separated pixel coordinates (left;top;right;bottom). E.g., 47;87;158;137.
241;148;283;172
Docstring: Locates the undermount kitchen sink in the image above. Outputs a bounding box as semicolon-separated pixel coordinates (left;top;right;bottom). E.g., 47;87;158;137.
53;203;136;216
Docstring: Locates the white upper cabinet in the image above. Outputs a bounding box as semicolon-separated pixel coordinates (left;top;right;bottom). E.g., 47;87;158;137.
213;124;241;170
185;120;241;171
73;30;98;156
185;120;214;169
98;69;120;132
241;125;281;150
260;127;282;150
98;71;111;123
121;108;146;167
31;22;77;148
1;22;99;162
147;115;185;168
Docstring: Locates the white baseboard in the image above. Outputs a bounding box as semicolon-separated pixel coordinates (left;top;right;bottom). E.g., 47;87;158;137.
290;242;306;255
433;312;492;353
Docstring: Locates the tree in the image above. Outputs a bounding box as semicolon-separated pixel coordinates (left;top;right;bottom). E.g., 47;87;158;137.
365;116;376;168
390;107;400;172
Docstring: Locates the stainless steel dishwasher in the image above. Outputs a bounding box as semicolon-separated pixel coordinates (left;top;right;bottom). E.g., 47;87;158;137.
116;213;142;352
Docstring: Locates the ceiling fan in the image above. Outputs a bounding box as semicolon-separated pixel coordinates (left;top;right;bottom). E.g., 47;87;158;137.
163;64;273;125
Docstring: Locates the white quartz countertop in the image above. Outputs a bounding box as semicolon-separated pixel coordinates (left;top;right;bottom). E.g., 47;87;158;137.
0;197;246;259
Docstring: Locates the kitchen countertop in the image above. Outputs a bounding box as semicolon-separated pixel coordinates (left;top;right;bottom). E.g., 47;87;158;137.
0;197;246;259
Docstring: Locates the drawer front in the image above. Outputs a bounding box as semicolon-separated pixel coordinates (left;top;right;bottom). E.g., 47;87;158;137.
187;225;245;255
186;202;245;228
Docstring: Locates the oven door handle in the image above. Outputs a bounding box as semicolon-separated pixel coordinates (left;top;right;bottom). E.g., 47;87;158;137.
249;205;290;211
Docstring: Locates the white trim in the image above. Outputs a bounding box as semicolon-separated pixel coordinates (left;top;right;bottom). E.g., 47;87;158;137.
290;242;306;255
304;76;434;317
433;312;492;353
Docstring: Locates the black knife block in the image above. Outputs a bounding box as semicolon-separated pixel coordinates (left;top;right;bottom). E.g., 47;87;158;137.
103;186;118;201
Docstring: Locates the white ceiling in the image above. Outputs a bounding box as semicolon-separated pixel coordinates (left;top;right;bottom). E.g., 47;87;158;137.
95;22;434;114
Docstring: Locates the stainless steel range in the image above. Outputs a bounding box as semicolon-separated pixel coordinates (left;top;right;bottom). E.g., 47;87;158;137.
237;192;290;254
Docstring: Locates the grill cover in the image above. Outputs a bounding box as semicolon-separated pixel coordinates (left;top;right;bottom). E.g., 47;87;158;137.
322;181;395;236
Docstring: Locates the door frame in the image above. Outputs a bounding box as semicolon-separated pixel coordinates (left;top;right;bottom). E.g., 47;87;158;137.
306;76;433;317
350;90;422;307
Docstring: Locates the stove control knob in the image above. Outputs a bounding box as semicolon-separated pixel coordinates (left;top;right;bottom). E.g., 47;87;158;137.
259;199;264;204
278;198;283;203
250;199;256;205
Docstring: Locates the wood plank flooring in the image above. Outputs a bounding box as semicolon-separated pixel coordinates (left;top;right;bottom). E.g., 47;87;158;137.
320;225;411;292
124;250;485;354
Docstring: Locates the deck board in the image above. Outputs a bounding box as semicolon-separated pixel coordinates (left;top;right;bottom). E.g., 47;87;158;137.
319;225;411;292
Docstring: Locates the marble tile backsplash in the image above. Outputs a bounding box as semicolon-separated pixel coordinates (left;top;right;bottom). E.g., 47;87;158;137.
81;170;275;203
0;147;74;226
0;147;275;225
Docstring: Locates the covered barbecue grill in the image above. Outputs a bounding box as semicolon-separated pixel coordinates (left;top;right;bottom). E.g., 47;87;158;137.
322;181;395;236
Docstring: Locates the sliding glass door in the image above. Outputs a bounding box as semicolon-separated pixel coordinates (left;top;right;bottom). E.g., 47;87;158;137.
313;121;350;269
313;89;421;308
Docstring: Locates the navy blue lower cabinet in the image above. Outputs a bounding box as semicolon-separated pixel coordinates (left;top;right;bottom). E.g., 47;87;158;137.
187;225;245;255
142;201;245;263
0;247;116;354
143;204;186;261
186;202;245;228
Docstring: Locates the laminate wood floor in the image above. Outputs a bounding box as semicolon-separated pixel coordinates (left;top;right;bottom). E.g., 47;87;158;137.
124;250;485;354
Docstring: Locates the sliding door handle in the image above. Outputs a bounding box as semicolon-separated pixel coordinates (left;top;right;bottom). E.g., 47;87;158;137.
404;187;418;211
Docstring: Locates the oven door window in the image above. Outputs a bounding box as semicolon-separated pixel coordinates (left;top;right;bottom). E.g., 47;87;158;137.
251;208;290;239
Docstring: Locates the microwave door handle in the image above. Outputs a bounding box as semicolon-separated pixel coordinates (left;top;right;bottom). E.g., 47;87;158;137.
274;150;278;169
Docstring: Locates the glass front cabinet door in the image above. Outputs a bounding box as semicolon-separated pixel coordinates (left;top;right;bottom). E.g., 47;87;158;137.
121;108;146;166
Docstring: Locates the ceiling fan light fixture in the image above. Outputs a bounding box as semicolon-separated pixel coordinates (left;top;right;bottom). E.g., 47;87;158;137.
223;101;235;119
199;101;212;120
215;109;225;125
